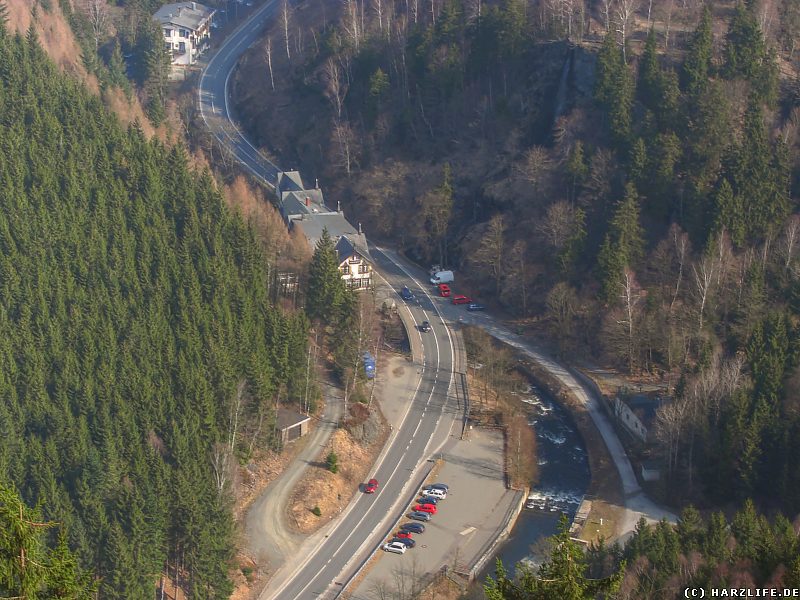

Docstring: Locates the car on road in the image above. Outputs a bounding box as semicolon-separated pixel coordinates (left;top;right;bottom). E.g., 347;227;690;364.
400;286;415;301
419;321;431;333
421;487;447;499
364;478;378;494
414;503;437;514
419;495;440;505
438;283;451;297
383;541;407;554
467;303;486;311
452;295;471;305
408;511;432;522
390;537;416;548
396;531;413;539
400;522;425;534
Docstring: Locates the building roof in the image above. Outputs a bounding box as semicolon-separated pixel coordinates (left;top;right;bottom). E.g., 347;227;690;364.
336;234;371;262
275;170;371;263
276;407;311;430
154;2;215;31
277;170;305;193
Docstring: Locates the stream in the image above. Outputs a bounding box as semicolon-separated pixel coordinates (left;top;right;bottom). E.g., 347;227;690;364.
480;378;591;582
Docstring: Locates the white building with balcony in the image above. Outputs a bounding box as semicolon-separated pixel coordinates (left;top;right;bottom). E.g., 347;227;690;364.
154;2;215;66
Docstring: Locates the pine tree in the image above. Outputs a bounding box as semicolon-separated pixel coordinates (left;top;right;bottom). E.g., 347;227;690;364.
610;182;645;265
637;29;660;111
566;141;588;202
485;516;624;599
682;7;713;97
305;229;347;323
0;484;96;598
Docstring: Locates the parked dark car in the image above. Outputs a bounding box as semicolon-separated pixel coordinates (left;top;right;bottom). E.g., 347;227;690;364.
466;303;485;311
390;537;416;548
408;511;432;522
400;522;425;534
419;495;440;505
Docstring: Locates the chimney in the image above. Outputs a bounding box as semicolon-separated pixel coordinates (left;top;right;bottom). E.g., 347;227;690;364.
358;222;362;234
337;201;341;213
192;1;196;9
305;197;310;207
315;178;319;189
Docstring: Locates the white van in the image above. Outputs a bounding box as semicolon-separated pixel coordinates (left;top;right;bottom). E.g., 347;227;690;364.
429;270;454;285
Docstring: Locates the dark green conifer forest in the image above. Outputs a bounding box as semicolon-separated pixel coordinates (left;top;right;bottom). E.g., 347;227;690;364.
0;21;307;599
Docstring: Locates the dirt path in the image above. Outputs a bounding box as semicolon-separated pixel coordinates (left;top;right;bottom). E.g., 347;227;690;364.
243;381;343;577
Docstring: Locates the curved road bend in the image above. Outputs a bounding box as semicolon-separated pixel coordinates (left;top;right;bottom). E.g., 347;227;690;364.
199;1;670;593
199;11;464;600
198;0;283;188
377;247;677;536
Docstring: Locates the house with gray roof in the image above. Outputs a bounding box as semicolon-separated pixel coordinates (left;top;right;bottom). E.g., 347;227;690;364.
277;171;373;290
154;2;215;66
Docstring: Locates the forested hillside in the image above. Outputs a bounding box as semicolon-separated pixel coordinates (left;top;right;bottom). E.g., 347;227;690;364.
0;18;308;599
233;0;800;513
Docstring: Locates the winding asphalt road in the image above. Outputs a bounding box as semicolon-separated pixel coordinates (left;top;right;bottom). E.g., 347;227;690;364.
198;4;673;596
199;7;467;599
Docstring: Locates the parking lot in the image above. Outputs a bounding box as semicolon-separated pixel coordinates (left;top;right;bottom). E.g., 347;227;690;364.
348;427;522;600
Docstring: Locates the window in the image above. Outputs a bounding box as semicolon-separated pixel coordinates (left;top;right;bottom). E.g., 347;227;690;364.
348;256;360;264
164;28;172;37
340;265;349;275
179;29;189;38
358;264;370;274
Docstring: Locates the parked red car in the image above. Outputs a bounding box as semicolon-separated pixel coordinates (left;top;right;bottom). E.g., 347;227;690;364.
364;478;379;494
414;503;437;514
438;284;451;297
452;295;471;305
396;531;413;539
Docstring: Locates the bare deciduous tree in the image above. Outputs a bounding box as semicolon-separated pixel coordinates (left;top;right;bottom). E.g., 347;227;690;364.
282;0;292;60
600;0;614;32
264;37;275;91
691;254;715;334
85;0;109;51
778;214;800;272
471;214;506;296
655;399;688;476
323;58;349;119
211;442;234;498
618;268;644;372
514;146;553;201
546;281;578;354
614;0;638;62
332;119;359;176
537;200;576;250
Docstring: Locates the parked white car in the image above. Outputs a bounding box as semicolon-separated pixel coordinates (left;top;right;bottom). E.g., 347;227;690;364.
421;487;446;499
383;541;408;554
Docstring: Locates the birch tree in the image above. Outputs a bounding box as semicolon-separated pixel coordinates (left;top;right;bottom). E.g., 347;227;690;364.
692;254;715;333
282;0;292;60
615;0;638;63
324;57;348;119
85;0;109;52
778;214;800;272
264;37;275;90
